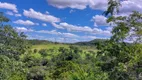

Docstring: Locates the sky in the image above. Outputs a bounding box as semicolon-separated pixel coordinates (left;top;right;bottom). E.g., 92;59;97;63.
0;0;142;43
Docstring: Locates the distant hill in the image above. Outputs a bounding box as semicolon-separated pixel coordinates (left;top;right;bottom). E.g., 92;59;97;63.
28;39;107;46
28;39;55;45
75;39;107;46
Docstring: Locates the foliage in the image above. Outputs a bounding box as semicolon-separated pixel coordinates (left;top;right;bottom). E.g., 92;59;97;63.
0;13;29;59
104;0;121;16
97;11;142;80
0;55;27;80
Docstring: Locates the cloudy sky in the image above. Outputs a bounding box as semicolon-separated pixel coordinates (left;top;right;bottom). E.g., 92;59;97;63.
0;0;141;43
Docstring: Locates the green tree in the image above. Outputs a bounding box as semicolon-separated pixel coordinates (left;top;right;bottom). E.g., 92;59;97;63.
0;55;27;80
98;11;142;80
104;0;120;16
0;12;29;59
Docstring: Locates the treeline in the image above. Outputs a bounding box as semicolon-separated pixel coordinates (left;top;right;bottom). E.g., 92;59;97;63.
28;39;107;46
75;39;107;46
28;39;54;45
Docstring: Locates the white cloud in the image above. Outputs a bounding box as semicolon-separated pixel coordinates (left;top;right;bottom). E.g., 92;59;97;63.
62;33;79;38
45;11;50;14
16;27;109;43
14;19;38;26
42;23;47;26
92;28;111;36
37;30;60;35
69;10;76;13
27;35;47;40
91;15;108;27
0;2;18;13
47;0;88;10
88;0;107;10
47;0;108;10
6;11;14;15
106;27;113;31
6;11;22;17
47;0;142;16
37;30;78;38
51;23;65;29
52;22;93;32
82;35;97;40
17;27;106;41
52;22;111;36
23;8;60;23
15;27;33;32
114;0;142;16
119;0;142;14
15;14;22;17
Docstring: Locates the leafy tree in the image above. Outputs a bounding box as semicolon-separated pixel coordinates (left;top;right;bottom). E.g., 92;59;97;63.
98;11;142;80
27;66;46;80
0;55;27;80
104;0;120;16
0;12;29;59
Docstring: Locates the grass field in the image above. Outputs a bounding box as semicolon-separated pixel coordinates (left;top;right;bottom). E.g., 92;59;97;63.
32;43;69;51
32;43;98;52
31;43;98;60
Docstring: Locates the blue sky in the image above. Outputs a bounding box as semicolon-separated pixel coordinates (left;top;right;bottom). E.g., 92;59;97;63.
0;0;141;43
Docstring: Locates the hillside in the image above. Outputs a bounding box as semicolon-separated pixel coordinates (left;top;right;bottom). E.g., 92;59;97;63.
28;39;107;45
29;39;100;52
75;39;107;46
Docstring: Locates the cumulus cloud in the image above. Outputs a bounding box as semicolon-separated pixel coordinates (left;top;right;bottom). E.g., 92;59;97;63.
45;11;50;14
88;0;107;10
82;35;97;40
119;0;142;14
0;2;18;13
51;23;65;29
6;11;21;17
114;0;142;16
14;19;39;26
52;22;93;32
70;9;76;13
15;27;79;39
52;22;111;36
6;11;14;15
15;14;22;17
47;0;142;15
42;23;47;27
15;27;33;32
91;15;108;27
15;27;108;43
37;30;60;35
47;0;108;10
47;0;88;10
62;33;79;38
92;28;111;36
23;8;60;23
37;30;78;38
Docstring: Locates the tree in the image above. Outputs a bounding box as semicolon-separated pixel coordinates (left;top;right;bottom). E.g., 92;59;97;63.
99;0;142;79
0;55;27;80
98;11;142;80
104;0;120;16
0;12;29;59
0;12;9;23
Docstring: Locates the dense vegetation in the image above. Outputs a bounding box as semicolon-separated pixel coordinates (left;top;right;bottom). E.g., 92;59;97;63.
0;0;142;80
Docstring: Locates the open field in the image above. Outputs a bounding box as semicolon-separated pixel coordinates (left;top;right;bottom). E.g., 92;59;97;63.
32;43;69;51
32;43;98;52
